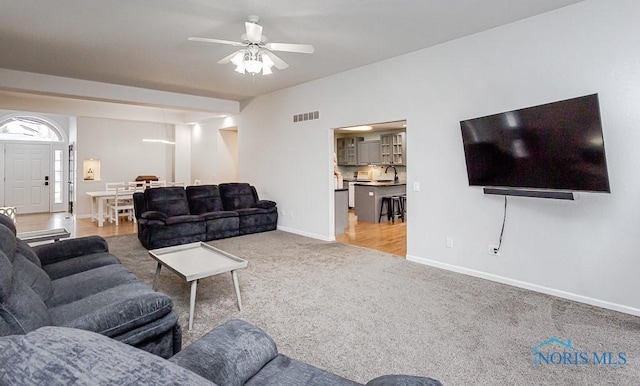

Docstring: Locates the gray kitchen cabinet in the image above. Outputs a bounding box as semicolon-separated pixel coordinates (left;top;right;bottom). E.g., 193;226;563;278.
337;137;363;166
357;140;381;165
380;132;406;165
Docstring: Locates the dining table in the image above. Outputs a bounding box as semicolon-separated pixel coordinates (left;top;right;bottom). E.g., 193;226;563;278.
86;189;136;227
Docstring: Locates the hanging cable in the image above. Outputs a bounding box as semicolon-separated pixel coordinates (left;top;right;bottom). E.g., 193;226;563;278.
496;196;508;252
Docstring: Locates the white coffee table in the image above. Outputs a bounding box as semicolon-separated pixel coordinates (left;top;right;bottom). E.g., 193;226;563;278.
148;242;248;330
17;228;70;244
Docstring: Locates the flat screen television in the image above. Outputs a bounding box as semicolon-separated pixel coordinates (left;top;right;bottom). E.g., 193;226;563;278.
460;94;610;194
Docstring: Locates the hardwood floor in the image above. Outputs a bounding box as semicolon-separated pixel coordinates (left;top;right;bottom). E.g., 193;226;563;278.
15;212;136;238
336;210;406;257
15;210;406;257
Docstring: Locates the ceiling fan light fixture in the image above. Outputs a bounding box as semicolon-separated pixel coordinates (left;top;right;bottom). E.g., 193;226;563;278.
189;15;313;77
244;59;262;74
234;63;246;74
231;51;246;66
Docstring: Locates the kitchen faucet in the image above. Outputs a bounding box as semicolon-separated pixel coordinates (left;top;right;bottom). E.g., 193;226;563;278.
385;165;399;183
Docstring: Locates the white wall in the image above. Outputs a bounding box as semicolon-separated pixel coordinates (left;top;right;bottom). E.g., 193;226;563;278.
234;0;640;314
191;118;238;185
174;124;191;185
75;117;174;216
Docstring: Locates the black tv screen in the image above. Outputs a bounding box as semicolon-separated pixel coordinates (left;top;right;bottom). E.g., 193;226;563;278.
460;94;610;193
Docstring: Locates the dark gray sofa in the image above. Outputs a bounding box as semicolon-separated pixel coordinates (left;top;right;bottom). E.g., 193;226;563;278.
0;319;442;386
218;182;279;235
0;214;181;358
134;183;277;249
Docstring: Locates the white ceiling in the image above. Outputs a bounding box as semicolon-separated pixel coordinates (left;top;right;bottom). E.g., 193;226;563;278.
0;0;585;105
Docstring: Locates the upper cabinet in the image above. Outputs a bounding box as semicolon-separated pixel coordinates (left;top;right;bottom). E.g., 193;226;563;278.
380;132;406;165
357;140;381;165
337;137;363;166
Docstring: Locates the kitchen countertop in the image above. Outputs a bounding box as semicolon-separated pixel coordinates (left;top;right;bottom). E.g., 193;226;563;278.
354;181;407;187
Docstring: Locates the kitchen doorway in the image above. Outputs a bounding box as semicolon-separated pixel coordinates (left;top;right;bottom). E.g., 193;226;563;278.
333;120;407;257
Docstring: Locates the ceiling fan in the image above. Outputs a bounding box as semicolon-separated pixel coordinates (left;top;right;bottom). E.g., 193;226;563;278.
188;15;314;75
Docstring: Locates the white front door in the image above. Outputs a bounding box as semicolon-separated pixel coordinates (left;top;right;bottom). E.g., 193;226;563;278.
5;143;50;214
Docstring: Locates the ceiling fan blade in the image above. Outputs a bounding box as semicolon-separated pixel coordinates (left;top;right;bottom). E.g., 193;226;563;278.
188;37;245;47
262;51;289;70
245;22;263;43
265;42;314;54
217;50;244;64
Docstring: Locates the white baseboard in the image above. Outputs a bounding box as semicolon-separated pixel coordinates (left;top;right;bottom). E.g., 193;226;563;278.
406;254;640;317
277;226;334;242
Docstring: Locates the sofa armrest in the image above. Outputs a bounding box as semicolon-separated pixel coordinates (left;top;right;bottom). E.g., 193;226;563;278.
33;235;109;266
168;319;278;386
255;200;276;210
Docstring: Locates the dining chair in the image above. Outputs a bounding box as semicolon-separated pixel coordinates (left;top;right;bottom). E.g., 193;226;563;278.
149;180;167;188
107;187;135;226
128;181;147;190
105;182;126;191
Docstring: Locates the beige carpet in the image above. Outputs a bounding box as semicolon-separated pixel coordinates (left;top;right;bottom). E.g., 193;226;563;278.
106;231;640;385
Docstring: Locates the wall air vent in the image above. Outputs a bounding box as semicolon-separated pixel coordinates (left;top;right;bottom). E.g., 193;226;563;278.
293;111;320;123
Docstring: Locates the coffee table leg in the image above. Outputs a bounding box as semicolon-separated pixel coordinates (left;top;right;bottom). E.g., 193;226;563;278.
231;270;242;312
189;279;198;330
153;263;162;291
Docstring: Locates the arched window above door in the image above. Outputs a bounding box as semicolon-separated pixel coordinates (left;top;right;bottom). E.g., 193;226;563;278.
0;116;63;141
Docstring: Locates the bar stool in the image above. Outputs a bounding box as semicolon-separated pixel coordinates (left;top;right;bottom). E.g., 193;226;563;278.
378;196;404;224
390;196;404;223
378;196;393;223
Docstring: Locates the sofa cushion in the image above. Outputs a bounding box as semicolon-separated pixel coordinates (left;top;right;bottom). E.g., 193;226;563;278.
47;264;140;307
141;211;168;221
200;211;239;220
0;213;16;235
42;252;121;281
166;214;204;225
0;225;53;303
0;223;17;262
33;235;109;267
0;250;51;336
13;254;53;303
49;283;173;337
219;183;258;210
16;239;42;267
145;187;191;216
0;326;212;386
186;185;226;213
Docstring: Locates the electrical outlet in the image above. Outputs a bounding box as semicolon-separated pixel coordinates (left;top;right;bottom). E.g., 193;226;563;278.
280;209;286;217
446;237;454;248
488;245;500;256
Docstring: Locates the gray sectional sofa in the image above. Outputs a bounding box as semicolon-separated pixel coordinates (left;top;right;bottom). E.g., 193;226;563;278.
0;214;181;358
0;318;443;386
134;183;278;249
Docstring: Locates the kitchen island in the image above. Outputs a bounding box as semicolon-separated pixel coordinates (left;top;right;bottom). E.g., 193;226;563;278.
354;182;406;223
335;188;349;235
